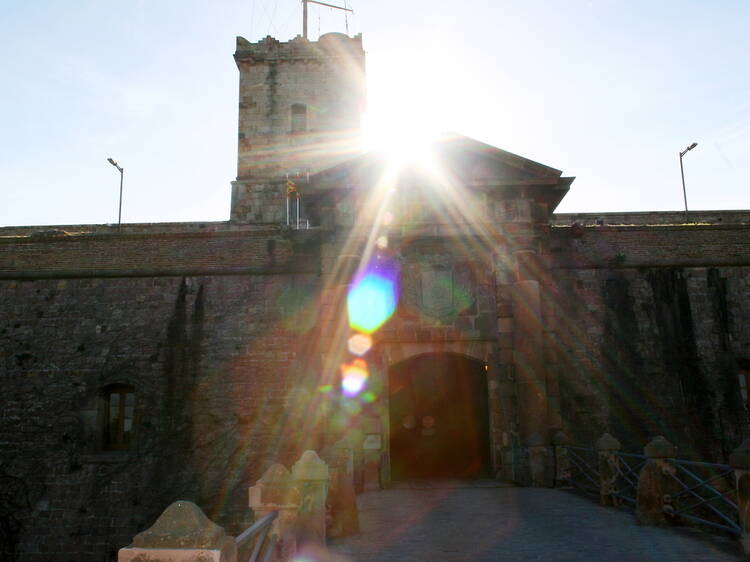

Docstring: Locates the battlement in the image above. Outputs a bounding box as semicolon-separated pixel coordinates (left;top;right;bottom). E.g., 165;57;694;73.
234;33;364;65
231;31;366;221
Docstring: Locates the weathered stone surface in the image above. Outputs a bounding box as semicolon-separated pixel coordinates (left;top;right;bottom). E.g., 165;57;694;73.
644;436;677;459
636;460;676;526
596;433;621;452
327;465;360;537
735;470;750;556
291;451;330;549
132;501;227;549
597;435;621;506
552;431;570;446
251;464;300;507
119;542;237;562
731;439;750;469
292;450;329;483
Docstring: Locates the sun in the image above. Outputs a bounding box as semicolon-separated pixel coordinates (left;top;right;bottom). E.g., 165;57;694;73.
361;48;446;166
363;107;439;165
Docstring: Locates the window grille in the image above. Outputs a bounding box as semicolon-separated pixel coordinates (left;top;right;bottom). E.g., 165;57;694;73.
102;384;135;450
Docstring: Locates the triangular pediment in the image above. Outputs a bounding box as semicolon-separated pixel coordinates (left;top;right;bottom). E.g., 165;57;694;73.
307;133;573;213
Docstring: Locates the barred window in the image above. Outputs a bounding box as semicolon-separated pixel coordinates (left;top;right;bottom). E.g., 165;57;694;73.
102;384;135;450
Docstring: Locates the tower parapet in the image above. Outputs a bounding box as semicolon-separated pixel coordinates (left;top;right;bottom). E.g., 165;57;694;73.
231;33;366;223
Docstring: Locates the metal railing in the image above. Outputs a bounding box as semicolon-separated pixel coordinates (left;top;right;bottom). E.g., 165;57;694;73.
235;511;279;562
561;445;741;537
611;452;646;505
566;446;599;496
663;459;740;536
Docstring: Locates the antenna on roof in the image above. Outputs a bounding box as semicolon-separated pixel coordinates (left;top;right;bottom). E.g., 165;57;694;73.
302;0;353;39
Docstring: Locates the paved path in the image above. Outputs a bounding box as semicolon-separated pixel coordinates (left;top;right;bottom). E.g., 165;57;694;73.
328;483;742;561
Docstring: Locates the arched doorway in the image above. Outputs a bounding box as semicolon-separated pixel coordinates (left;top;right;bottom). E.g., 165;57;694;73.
388;353;491;480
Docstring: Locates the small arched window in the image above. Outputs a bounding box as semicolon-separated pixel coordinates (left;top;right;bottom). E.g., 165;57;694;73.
102;384;136;450
291;104;307;133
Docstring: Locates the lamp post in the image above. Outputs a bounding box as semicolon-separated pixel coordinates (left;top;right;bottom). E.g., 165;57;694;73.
679;142;698;222
107;158;124;230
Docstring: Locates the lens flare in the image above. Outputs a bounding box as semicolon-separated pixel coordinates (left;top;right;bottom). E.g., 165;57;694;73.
347;258;399;334
376;235;388;249
341;358;369;397
348;333;373;356
343;399;363;415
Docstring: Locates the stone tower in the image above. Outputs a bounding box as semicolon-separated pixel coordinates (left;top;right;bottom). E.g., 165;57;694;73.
231;33;366;223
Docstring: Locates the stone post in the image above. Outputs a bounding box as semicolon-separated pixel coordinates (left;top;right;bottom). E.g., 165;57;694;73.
596;433;621;506
512;248;549;486
118;501;237;562
730;438;750;556
362;415;384;492
636;436;678;526
325;438;360;538
291;450;330;550
248;464;301;560
552;431;571;487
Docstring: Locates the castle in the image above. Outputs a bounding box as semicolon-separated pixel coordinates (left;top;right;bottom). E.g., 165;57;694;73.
1;32;749;560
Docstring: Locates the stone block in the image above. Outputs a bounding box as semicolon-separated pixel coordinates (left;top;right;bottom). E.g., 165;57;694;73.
595;433;621;452
731;438;750;469
291;451;330;548
119;501;237;562
636;459;677;526
131;501;226;549
644;436;677;459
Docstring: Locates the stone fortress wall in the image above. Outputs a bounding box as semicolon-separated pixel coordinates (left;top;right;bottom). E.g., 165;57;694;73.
0;228;323;560
545;218;750;460
2;212;749;559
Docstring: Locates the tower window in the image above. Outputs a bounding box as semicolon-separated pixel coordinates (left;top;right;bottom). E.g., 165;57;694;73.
291;104;307;133
102;384;135;450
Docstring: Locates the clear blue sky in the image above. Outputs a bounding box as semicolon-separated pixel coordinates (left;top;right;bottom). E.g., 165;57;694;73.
1;1;748;226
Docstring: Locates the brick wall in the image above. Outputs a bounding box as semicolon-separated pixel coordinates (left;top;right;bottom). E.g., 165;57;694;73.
549;224;750;268
553;209;750;226
0;228;319;279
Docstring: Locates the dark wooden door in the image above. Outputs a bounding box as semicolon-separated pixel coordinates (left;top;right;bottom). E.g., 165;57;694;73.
389;354;490;480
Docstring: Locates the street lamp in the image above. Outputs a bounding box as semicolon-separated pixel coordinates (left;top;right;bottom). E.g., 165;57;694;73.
107;158;124;230
679;142;698;221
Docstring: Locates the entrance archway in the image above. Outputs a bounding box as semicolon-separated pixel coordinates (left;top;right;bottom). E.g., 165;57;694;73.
388;353;491;480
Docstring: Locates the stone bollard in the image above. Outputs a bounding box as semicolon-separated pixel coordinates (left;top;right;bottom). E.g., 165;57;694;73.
118;500;238;562
596;433;622;506
248;464;301;561
362;416;384;492
730;438;750;556
552;431;571;487
325;438;360;538
291;450;330;551
527;432;552;487
636;436;678;526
